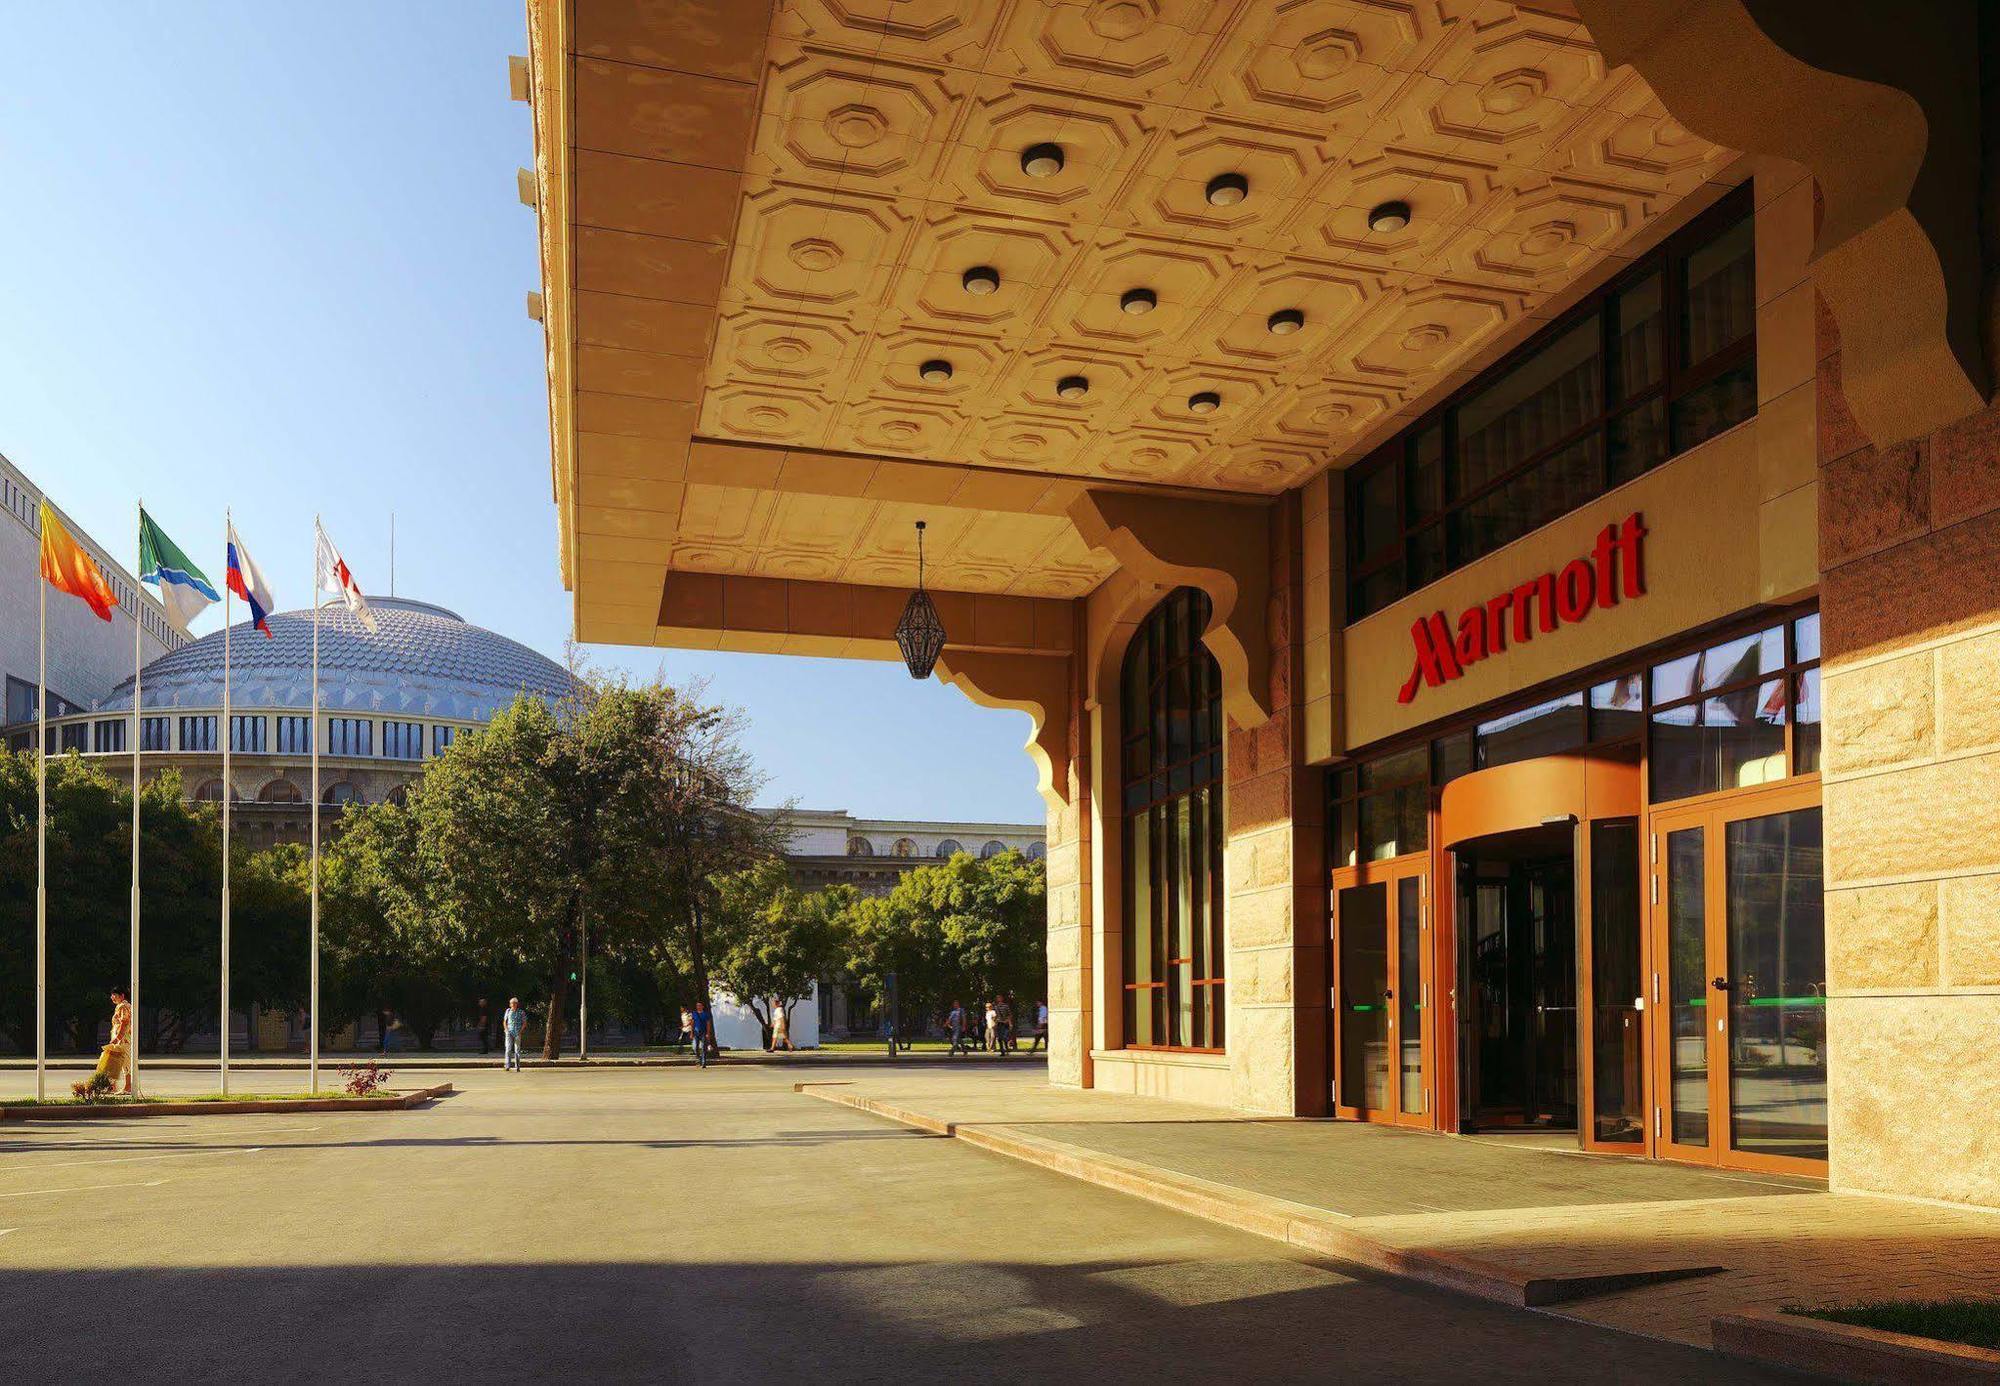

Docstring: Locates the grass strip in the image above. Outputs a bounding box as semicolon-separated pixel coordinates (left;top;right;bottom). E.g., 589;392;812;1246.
1789;1300;2000;1352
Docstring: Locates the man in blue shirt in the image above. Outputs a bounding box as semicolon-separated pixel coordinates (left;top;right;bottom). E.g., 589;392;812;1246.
690;1000;713;1069
502;997;527;1071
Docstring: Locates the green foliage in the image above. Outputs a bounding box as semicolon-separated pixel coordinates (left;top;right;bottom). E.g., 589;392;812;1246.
709;862;852;1045
841;849;1046;1030
360;678;776;1056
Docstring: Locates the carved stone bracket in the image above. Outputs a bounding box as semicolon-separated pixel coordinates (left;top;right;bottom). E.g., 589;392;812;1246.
1577;0;1990;446
1069;489;1273;730
935;650;1072;811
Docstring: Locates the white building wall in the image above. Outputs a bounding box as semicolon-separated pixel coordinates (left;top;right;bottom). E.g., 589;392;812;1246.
0;456;178;719
713;983;821;1051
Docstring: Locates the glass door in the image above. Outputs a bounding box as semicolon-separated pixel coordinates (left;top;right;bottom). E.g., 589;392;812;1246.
1650;807;1717;1161
1332;862;1430;1125
1581;817;1646;1149
1647;786;1827;1173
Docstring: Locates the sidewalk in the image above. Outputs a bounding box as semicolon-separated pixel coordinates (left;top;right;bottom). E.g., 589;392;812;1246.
0;1048;1023;1071
798;1067;2000;1352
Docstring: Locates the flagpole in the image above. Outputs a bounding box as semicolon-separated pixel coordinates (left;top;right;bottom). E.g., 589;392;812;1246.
221;510;232;1097
310;522;321;1095
131;501;144;1099
35;569;47;1102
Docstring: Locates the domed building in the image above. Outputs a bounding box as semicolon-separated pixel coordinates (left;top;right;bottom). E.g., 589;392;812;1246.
13;597;575;848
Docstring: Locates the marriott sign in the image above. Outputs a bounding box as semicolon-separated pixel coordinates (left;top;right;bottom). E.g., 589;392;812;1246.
1396;512;1648;705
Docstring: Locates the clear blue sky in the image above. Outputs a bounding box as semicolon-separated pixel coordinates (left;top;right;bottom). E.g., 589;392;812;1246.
0;4;1044;824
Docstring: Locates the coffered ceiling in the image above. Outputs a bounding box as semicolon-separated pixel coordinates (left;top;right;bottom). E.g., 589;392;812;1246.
525;0;1737;641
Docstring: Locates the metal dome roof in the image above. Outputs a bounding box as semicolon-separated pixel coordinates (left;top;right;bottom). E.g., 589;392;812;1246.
97;597;575;721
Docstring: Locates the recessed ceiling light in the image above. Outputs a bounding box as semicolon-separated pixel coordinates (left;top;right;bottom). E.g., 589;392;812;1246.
1120;287;1157;315
1267;308;1305;335
919;358;954;384
962;265;1001;295
1188;390;1221;414
1021;142;1065;178
1057;375;1090;400
1368;200;1412;233
1205;173;1249;207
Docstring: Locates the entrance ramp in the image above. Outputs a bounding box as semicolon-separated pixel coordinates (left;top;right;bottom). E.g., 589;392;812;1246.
796;1068;2000;1351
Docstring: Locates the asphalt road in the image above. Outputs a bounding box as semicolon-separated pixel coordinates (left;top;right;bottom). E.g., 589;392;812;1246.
0;1064;1805;1383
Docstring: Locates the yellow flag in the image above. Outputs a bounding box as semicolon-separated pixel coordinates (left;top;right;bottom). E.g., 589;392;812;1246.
39;500;119;622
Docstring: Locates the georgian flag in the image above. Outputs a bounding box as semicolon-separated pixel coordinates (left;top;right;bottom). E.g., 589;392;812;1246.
315;521;377;633
225;521;277;637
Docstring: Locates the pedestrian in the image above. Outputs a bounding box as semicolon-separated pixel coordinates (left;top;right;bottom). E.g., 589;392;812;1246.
691;1000;713;1069
1030;998;1049;1054
771;1002;793;1052
477;997;492;1055
679;1005;694;1054
502;997;526;1071
984;998;1000;1056
997;994;1015;1054
946;999;968;1056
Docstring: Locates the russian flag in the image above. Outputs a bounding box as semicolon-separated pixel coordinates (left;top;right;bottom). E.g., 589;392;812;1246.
225;523;277;637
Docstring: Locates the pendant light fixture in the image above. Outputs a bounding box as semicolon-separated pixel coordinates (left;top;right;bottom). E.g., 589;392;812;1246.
896;520;947;679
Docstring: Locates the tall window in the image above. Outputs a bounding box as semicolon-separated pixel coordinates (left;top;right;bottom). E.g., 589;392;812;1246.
93;720;126;753
327;718;372;757
276;716;312;754
1347;186;1756;620
230;715;266;753
140;717;172;751
382;721;423;760
432;724;461;756
1121;587;1226;1052
180;716;217;752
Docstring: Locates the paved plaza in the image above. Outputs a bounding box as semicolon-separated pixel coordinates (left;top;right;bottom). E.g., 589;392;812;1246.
0;1064;1799;1383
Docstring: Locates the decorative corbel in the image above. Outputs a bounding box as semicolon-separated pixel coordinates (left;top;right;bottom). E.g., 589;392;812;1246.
1069;489;1273;730
1576;0;1990;445
934;650;1072;811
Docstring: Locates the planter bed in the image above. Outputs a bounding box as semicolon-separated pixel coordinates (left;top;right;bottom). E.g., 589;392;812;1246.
1714;1305;2000;1383
0;1082;453;1120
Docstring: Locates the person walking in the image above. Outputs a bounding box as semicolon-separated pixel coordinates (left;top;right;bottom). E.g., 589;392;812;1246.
946;999;968;1056
502;997;526;1071
984;998;1000;1057
679;1006;694;1054
690;1000;714;1069
771;1002;792;1052
997;994;1015;1054
1029;999;1049;1053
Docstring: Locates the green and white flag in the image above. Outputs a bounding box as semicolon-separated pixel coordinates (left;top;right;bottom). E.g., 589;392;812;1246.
138;508;220;633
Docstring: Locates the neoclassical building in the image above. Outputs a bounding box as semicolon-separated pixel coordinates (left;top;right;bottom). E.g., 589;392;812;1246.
775;808;1044;896
10;597;574;844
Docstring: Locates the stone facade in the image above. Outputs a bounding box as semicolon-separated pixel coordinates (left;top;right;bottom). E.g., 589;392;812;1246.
1817;304;2000;1209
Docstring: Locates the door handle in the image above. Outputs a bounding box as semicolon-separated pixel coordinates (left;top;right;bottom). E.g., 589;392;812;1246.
1710;976;1732;992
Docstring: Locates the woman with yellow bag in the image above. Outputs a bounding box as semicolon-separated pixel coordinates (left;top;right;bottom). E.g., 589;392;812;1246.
90;988;134;1094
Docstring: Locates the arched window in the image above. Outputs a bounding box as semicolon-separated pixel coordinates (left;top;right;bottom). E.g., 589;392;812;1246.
1121;586;1225;1052
1026;840;1046;861
194;779;226;803
321;782;362;807
934;838;963;858
891;837;917;857
847;836;874;857
385;784;411;807
980;839;1007;859
257;779;303;804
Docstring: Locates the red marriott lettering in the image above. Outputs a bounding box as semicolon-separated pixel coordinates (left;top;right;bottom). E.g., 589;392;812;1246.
1396;512;1647;705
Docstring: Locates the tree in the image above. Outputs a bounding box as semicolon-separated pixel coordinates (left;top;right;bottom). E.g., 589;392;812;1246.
842;849;1047;1038
387;676;777;1058
710;862;852;1048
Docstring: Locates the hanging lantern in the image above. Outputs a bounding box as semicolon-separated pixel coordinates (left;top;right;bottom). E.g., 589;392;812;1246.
895;520;947;679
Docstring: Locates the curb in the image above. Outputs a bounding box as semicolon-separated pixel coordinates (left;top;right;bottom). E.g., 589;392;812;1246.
1714;1307;2000;1384
0;1081;454;1120
797;1084;1722;1311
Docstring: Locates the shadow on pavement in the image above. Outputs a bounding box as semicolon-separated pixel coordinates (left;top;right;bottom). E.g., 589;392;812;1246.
0;1259;1795;1384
